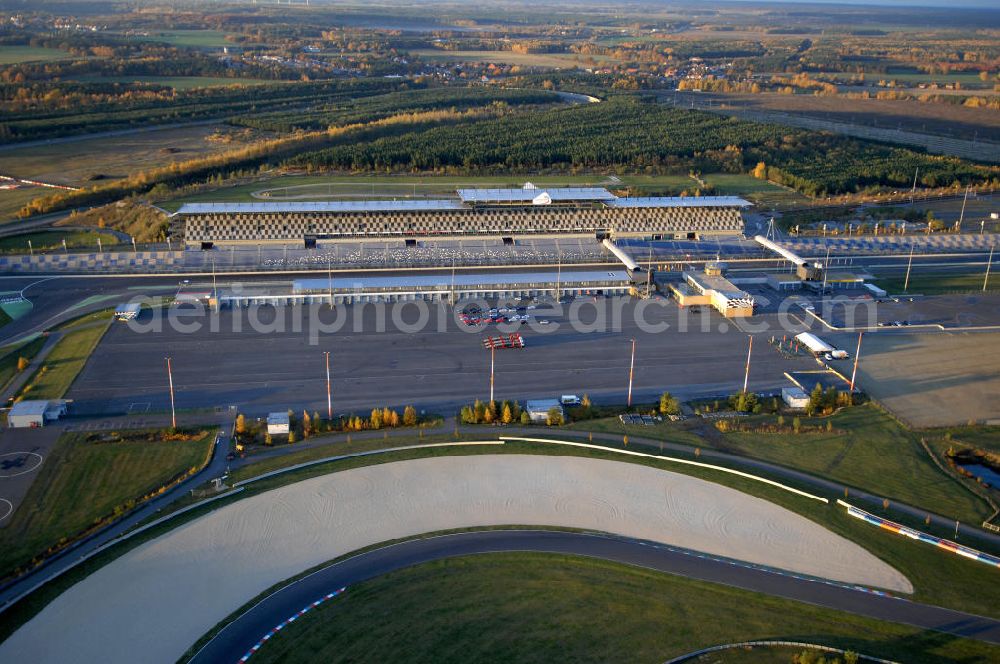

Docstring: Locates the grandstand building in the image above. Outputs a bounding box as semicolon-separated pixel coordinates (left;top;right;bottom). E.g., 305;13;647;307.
174;186;748;247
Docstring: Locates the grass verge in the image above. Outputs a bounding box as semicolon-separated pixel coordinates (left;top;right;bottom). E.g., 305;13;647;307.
570;404;995;526
16;313;110;400
0;428;215;580
243;553;999;664
876;271;999;295
0;231;121;254
0;335;45;390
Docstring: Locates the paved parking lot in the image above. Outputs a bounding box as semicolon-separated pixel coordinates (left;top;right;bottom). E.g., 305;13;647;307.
824;292;1000;329
67;298;818;417
829;330;1000;427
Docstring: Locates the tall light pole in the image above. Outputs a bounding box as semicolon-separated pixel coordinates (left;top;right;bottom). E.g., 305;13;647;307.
985;243;995;292
903;243;915;292
627;338;636;408
324;351;332;419
165;357;176;430
742;335;753;394
958;185;970;231
489;345;495;404
555;252;562;302
849;332;864;393
821;245;831;296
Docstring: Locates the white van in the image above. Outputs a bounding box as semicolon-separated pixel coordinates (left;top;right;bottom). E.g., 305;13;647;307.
560;395;581;406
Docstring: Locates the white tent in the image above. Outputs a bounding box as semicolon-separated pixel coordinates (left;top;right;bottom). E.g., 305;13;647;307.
795;332;834;355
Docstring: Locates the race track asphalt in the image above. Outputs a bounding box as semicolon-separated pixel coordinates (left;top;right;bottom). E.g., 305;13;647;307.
189;530;1000;664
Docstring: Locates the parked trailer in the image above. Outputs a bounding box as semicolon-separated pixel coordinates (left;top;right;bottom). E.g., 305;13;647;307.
482;333;525;350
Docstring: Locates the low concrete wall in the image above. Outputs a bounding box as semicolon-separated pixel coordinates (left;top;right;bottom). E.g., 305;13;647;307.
0;251;185;273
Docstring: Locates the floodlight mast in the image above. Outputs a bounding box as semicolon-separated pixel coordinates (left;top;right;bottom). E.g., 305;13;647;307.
743;335;753;394
165;357;176;430
849;332;864;393
627;338;636;407
324;351;332;419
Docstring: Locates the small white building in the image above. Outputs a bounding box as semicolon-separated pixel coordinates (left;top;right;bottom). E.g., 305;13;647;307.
8;400;67;428
526;399;563;423
782;387;810;410
266;412;290;435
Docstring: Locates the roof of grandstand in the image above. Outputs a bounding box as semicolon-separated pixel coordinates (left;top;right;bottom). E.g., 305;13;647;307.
607;196;751;208
174;200;465;214
174;193;752;215
456;187;615;203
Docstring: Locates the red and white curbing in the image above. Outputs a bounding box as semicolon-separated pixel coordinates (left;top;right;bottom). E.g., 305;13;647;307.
239;587;348;662
839;500;1000;569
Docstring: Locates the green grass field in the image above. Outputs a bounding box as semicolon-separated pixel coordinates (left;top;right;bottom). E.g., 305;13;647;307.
0;46;74;65
568;404;994;526
718;406;992;524
17;314;110;401
0;187;48;225
880;69;989;88
161;173;794;211
565;416;705;448
876;271;998;295
72;75;271;90
932;424;1000;455
227;432;455;484
0;429;215;578
0;230;121;254
161;174;626;209
127;29;235;49
247;553;999;664
409;49;615;69
0;123;262;190
0;336;46;390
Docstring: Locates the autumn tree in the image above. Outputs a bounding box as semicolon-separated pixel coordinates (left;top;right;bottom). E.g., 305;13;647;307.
658;391;680;415
403;405;417;426
460;405;475;424
546;407;564;426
